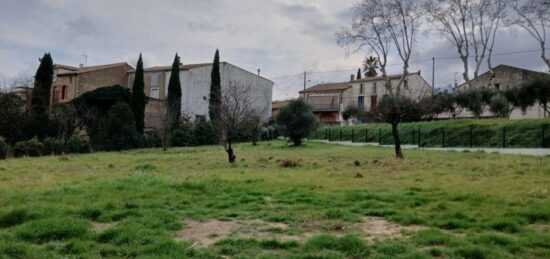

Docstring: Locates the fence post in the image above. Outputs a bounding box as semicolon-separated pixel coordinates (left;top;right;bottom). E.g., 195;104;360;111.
418;129;421;147
469;125;473;148
502;126;506;148
365;128;368;143
340;128;343;141
412;129;416;145
351;128;354;143
379;128;382;145
442;128;445;148
328;128;331;142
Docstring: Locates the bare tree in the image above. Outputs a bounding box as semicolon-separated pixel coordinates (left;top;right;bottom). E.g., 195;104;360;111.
213;81;263;163
338;0;422;158
511;0;550;71
51;103;84;143
425;0;506;88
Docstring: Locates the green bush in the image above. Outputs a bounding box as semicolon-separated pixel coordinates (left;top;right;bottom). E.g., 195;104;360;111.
276;98;318;146
43;137;64;155
143;133;162;148
170;123;194;147
192;120;217;146
66;136;91;154
102;102;143;151
13;137;44;157
0;137;8;159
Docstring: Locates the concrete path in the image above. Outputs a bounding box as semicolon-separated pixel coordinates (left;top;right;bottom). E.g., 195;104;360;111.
310;140;550;156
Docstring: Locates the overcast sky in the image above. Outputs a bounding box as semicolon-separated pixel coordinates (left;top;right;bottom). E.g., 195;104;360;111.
0;0;548;100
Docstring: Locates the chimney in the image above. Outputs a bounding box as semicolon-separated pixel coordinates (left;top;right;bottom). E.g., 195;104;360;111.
79;64;84;68
350;74;355;81
257;69;261;76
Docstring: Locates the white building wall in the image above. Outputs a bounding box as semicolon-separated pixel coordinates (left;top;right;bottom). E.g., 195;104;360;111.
163;63;273;122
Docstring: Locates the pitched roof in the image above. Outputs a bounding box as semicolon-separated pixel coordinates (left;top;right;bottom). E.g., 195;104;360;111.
299;82;352;93
129;63;214;73
456;64;547;88
56;62;133;75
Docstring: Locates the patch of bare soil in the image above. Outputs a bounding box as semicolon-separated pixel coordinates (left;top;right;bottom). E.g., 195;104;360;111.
354;216;424;243
176;219;301;247
91;222;116;232
176;216;424;247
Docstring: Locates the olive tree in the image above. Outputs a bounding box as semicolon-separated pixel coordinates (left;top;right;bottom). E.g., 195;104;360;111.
276;98;317;146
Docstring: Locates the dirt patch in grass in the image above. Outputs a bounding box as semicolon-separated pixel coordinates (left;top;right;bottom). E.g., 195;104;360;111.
91;222;116;232
356;216;424;243
176;219;303;247
177;217;424;247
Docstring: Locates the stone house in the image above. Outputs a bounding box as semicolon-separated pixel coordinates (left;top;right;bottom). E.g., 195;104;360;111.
128;62;273;130
299;72;432;125
457;64;548;119
50;62;133;104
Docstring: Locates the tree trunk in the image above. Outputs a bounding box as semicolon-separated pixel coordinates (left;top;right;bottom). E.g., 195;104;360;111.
226;142;236;163
391;122;403;159
252;127;257;146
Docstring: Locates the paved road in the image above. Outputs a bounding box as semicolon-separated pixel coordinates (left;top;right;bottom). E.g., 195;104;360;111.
310;140;550;156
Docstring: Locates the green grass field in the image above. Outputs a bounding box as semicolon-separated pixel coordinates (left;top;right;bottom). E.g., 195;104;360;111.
0;141;549;258
312;119;550;148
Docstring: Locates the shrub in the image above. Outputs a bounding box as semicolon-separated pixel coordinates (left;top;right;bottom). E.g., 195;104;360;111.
192;120;217;146
43;137;64;155
143;133;162;148
0;137;8;159
102;102;143;151
66;136;90;154
276;98;318;146
13;137;44;157
490;93;512;118
170;123;194;147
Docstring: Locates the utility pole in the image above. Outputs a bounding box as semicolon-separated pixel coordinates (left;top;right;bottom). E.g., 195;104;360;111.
432;57;435;95
303;71;306;90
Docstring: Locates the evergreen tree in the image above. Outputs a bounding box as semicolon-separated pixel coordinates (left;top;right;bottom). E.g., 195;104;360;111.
31;53;54;117
31;53;54;138
209;49;221;122
130;54;147;134
103;102;142;151
166;54;182;128
356;68;362;80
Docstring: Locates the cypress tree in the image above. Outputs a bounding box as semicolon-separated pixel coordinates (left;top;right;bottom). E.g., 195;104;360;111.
130;54;147;134
31;53;54;118
356;68;362;80
166;54;182;128
209;49;221;122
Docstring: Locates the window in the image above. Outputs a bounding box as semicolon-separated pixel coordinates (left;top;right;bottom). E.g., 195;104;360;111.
404;79;409;89
495;83;501;91
150;87;160;99
359;83;364;94
150;72;158;86
357;96;364;107
53;70;57;80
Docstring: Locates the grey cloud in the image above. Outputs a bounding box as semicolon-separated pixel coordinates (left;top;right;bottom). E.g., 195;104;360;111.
65;16;97;38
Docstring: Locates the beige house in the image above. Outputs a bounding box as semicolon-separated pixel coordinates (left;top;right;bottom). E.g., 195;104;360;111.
50;62;133;104
457;64;548;119
299;72;432;124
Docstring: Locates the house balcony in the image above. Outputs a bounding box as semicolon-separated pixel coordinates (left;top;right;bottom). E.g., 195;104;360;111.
310;103;340;112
